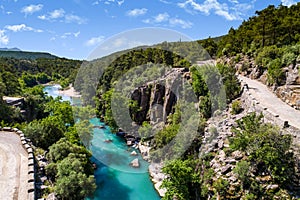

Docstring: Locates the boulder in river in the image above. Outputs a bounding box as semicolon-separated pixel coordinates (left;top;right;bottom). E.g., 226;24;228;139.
131;151;138;156
130;158;140;168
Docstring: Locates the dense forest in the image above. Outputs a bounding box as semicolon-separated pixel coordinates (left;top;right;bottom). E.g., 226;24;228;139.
198;3;300;58
0;54;96;199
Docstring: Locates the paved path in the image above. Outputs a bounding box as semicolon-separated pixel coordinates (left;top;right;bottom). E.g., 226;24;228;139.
239;76;300;129
0;131;28;200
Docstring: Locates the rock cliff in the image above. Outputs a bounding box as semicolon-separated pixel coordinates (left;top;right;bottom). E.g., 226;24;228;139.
130;68;188;126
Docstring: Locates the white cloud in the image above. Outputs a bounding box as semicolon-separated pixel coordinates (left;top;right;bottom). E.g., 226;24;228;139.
92;1;99;5
126;8;147;17
65;14;87;24
38;9;86;24
143;13;192;29
177;0;246;21
61;31;81;39
49;9;65;19
154;13;169;22
21;4;43;16
0;30;9;45
5;24;43;33
85;36;105;46
74;31;80;37
117;0;125;6
169;18;193;29
93;0;124;6
281;0;297;7
38;9;65;20
38;15;46;20
159;0;172;4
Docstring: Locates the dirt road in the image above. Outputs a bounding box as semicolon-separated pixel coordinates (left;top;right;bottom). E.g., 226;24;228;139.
0;131;28;200
239;76;300;129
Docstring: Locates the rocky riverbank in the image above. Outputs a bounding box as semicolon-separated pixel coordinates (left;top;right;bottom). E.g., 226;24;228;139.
138;142;167;197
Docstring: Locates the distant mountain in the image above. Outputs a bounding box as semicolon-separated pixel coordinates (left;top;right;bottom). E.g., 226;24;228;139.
0;47;21;51
0;49;58;60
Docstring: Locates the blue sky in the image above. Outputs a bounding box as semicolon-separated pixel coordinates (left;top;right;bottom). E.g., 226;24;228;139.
0;0;299;59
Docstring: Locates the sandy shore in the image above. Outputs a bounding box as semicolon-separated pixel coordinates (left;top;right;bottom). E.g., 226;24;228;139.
58;85;81;97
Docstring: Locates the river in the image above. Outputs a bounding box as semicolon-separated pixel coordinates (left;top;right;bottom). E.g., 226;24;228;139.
43;85;161;200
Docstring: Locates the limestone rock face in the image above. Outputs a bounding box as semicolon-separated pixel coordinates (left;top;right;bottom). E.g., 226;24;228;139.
249;66;263;79
130;69;185;125
286;64;300;85
131;86;151;124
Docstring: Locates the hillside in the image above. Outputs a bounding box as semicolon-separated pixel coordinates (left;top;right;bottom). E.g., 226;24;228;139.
0;47;21;51
0;50;58;60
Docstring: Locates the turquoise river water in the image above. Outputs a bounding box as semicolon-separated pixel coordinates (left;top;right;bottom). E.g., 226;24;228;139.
43;85;161;200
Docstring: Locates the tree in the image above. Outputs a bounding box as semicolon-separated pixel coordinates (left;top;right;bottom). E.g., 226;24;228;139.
198;37;218;57
162;159;200;200
24;115;65;149
230;113;296;186
54;154;96;200
47;138;88;163
44;99;74;126
21;72;38;87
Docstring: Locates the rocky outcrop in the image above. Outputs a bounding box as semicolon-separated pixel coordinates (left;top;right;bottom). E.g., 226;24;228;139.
130;68;186;125
148;162;167;197
131;86;151;124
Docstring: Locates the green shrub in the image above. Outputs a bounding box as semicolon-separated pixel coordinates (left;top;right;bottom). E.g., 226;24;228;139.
231;100;242;114
267;58;285;85
255;46;281;67
282;52;296;66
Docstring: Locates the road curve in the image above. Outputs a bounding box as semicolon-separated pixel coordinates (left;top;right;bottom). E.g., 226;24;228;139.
239;75;300;129
0;131;28;200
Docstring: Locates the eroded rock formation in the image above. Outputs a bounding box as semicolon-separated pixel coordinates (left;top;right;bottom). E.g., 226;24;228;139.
130;68;187;125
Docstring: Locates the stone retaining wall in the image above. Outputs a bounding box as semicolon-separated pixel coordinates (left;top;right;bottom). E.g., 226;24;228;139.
0;126;35;200
240;80;300;147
